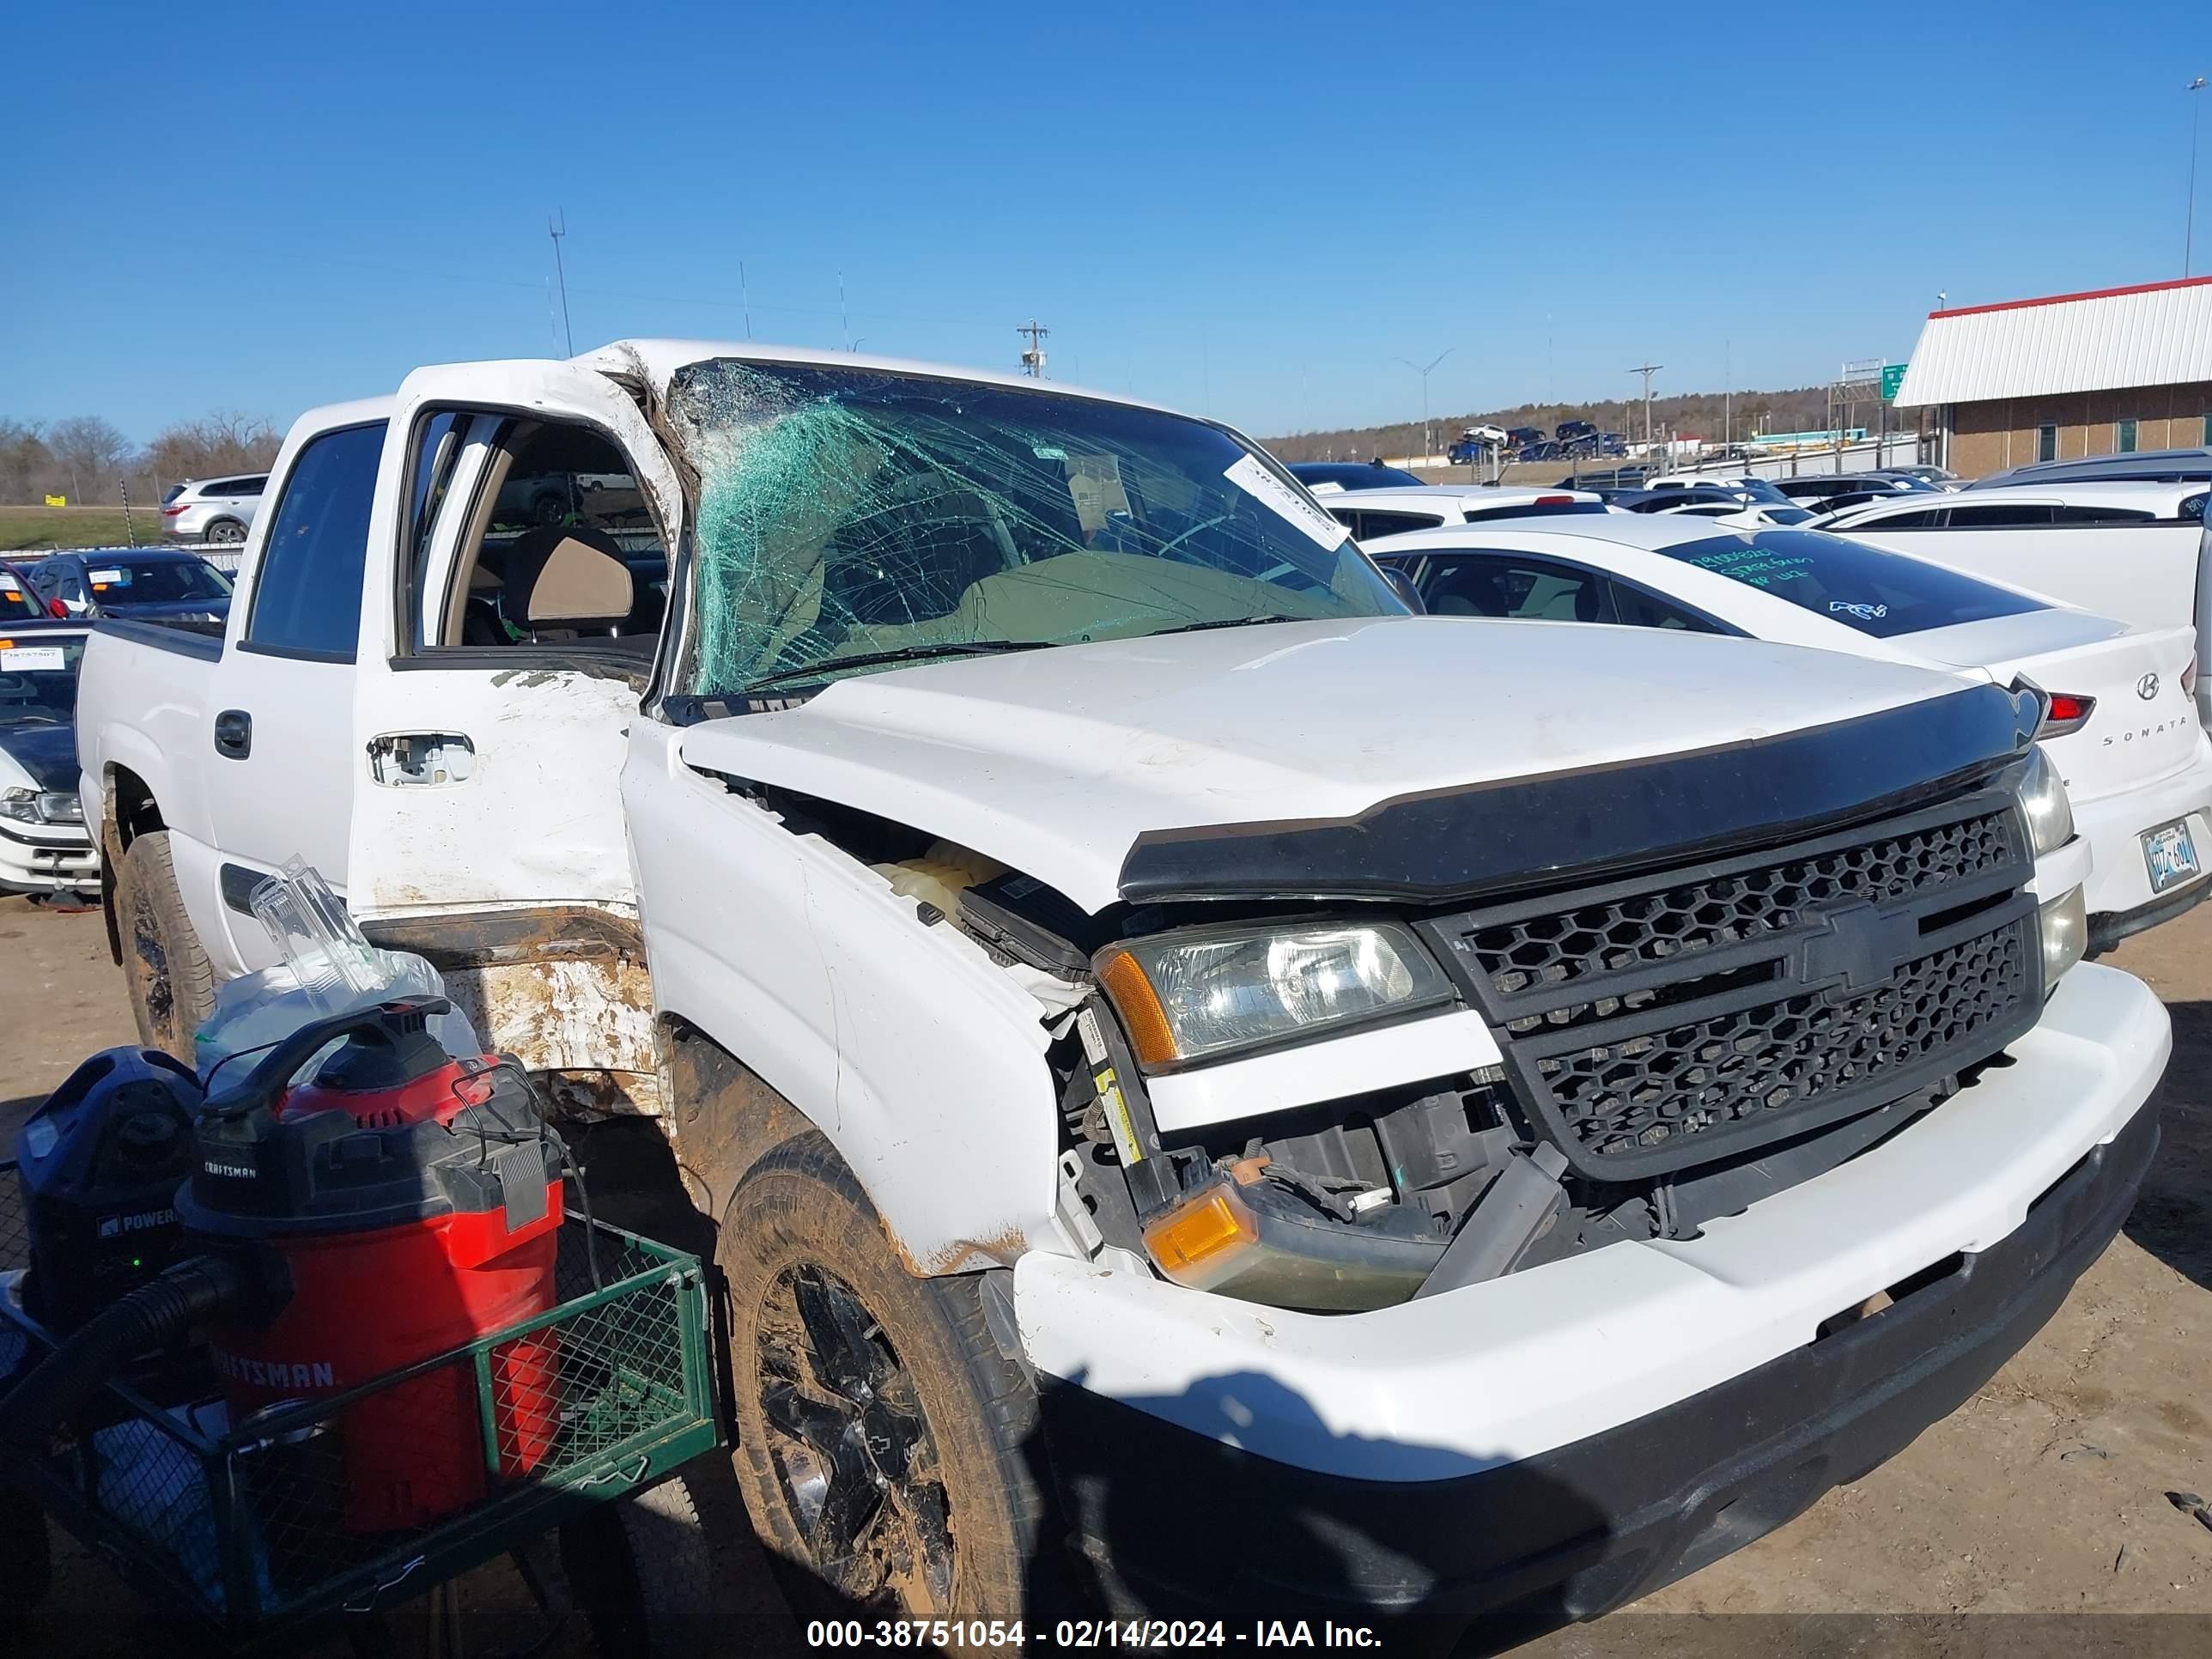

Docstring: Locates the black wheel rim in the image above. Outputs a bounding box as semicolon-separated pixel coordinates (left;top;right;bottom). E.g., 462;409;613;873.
757;1264;956;1612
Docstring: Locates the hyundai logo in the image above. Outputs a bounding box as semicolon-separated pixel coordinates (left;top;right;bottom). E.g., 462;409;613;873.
2137;672;2160;701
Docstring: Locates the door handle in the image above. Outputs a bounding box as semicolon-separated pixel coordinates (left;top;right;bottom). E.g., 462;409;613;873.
214;709;252;759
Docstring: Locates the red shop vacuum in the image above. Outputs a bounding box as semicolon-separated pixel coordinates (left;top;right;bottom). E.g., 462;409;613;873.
176;995;570;1532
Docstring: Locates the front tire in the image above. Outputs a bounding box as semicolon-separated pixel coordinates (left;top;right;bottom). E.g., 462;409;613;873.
112;830;216;1059
718;1136;1049;1643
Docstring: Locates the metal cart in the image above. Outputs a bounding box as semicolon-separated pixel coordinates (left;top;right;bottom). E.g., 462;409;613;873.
0;1167;721;1654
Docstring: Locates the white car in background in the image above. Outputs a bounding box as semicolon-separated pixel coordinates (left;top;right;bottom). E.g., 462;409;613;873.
1634;475;1819;528
1366;513;2211;955
1813;480;2212;721
160;474;267;548
1315;483;1610;543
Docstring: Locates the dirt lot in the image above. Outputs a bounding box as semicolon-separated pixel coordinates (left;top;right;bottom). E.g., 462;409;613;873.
3;895;2208;1654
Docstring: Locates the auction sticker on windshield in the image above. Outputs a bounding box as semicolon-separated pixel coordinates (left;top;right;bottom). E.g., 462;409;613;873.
1;647;66;671
88;568;128;586
1224;453;1347;550
2142;818;2202;893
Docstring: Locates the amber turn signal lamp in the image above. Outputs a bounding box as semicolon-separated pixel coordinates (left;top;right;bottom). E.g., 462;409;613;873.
1097;950;1178;1068
1140;1182;1259;1290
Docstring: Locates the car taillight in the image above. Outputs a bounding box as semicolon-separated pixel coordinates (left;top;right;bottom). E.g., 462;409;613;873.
1534;494;1576;506
46;599;67;619
162;503;187;516
2039;693;2096;738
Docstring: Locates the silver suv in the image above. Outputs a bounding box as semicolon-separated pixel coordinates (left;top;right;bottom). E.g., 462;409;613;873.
161;474;267;545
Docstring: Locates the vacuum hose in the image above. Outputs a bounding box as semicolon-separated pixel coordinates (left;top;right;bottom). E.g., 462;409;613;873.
0;1254;258;1474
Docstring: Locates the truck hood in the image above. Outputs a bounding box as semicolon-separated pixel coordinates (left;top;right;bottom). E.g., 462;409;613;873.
678;617;2029;914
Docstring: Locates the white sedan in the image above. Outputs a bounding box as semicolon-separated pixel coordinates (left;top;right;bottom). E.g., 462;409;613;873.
1365;513;2211;955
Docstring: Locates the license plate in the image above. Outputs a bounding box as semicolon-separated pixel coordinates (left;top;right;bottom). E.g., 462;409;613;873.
2142;819;2202;894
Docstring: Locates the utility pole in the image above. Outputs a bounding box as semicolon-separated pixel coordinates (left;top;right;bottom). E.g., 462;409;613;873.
1018;319;1050;378
739;259;753;341
1395;349;1454;465
548;210;574;357
2189;77;2208;276
1723;339;1732;452
1628;362;1662;453
839;270;850;350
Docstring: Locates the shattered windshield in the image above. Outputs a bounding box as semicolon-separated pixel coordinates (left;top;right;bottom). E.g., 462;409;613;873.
665;362;1401;696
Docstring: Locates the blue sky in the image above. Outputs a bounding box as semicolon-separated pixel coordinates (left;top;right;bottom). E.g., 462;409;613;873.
5;1;2209;441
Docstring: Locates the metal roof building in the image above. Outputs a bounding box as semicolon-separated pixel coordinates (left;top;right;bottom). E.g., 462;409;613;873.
1894;276;2212;477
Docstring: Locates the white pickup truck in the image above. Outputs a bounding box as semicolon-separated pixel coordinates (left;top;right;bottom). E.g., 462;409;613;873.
76;343;2171;1645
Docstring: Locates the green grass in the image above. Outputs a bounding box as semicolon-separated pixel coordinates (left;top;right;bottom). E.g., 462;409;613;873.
0;504;175;554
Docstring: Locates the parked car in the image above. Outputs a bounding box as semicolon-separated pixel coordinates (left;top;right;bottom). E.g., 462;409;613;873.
1365;511;2207;954
1317;483;1611;542
23;550;232;632
1972;447;2212;490
1615;488;1817;528
1769;473;1916;513
1810;481;2212;721
1516;439;1564;463
0;623;97;901
1645;473;1796;502
1286;460;1426;494
160;474;267;546
1;563;50;624
76;341;2168;1647
1884;464;1960;488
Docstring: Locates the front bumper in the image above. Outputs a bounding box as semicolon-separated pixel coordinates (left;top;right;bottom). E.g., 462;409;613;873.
1018;964;2170;1646
0;816;98;894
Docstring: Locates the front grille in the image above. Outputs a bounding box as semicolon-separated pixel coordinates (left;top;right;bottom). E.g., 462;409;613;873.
1419;789;2041;1181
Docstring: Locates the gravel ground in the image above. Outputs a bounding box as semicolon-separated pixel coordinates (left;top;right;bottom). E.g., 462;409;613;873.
2;894;2207;1655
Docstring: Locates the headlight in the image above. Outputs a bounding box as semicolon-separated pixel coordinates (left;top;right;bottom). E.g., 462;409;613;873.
0;787;39;823
2039;884;2087;988
38;792;82;823
2015;744;2075;857
1097;921;1455;1069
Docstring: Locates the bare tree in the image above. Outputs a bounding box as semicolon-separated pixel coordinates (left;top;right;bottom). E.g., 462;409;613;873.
44;416;136;504
0;420;54;504
144;411;282;489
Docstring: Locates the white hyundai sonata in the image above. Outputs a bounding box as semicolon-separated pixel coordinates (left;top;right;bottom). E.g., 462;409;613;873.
1364;514;2209;956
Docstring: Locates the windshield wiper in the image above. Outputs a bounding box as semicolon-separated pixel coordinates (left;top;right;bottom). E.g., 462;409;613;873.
1145;615;1306;638
742;639;1050;692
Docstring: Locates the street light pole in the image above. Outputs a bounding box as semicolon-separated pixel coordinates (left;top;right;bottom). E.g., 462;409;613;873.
2189;77;2209;277
1395;349;1454;465
1627;362;1662;456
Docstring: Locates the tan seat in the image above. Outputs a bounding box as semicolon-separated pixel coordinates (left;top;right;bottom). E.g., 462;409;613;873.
499;526;635;639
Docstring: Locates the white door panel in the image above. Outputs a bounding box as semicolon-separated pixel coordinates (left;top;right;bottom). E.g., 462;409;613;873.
343;359;682;922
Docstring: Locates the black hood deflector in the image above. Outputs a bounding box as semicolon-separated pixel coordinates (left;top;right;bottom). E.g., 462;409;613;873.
1117;684;2038;907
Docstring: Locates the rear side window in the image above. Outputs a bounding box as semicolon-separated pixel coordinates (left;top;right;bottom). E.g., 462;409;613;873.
1654;530;2045;638
1947;502;2057;527
1349;509;1448;539
246;422;386;658
2051;504;2154;524
1418;554;1608;622
1610;581;1722;633
1458;501;1610;524
1853;507;1944;529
